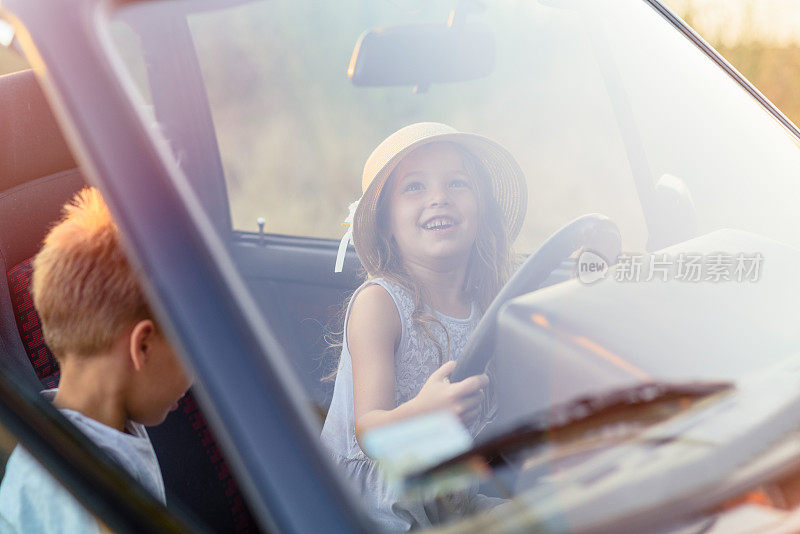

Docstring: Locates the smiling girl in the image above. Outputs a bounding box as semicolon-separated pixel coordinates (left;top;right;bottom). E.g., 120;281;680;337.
322;122;527;530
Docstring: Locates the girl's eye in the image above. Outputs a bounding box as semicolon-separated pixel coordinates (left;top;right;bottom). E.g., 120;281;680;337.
450;178;471;189
404;182;424;192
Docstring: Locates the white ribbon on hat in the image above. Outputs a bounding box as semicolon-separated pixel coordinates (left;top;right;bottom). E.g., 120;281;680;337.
334;197;361;273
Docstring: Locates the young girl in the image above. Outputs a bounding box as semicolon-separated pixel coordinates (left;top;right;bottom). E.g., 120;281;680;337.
322;122;527;530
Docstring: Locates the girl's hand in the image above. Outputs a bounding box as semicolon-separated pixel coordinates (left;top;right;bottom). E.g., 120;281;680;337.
410;360;489;426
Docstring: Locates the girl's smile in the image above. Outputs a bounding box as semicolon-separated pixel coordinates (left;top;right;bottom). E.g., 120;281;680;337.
387;142;479;268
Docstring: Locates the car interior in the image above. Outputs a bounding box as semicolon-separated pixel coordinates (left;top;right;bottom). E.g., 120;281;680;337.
7;0;800;531
0;56;629;530
0;67;363;532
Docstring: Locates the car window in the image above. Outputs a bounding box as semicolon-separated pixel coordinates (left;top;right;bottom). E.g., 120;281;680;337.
601;0;800;247
95;0;800;530
105;0;800;253
108;0;652;252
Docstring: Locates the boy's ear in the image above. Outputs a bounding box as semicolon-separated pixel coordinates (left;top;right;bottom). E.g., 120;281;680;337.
129;319;156;371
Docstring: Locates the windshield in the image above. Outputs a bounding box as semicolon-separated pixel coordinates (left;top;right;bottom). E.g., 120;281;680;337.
102;0;800;529
107;0;800;250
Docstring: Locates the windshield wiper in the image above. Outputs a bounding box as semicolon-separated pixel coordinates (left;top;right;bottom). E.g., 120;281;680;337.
406;380;732;484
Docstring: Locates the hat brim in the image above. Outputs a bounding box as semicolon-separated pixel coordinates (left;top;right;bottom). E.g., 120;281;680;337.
353;131;528;275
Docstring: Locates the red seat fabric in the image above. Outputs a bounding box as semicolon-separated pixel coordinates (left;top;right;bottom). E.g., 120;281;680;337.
7;259;59;388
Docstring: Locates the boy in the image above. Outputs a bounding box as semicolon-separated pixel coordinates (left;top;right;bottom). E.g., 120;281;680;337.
0;187;193;532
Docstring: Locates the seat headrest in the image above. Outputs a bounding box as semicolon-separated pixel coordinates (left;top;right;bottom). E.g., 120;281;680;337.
0;70;76;193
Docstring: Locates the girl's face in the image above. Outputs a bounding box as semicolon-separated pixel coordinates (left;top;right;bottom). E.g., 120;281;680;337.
385;143;479;270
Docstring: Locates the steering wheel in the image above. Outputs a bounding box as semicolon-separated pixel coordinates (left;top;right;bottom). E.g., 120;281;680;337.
450;213;621;383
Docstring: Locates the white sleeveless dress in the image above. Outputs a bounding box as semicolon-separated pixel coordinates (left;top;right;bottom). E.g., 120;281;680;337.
320;278;491;530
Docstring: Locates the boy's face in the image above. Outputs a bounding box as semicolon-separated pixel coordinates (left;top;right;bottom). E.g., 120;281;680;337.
129;330;194;426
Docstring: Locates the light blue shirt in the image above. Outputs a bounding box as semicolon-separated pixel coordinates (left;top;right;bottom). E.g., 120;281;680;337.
0;389;165;533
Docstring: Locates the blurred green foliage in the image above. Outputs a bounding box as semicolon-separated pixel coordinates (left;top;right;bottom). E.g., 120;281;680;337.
3;3;799;123
2;4;798;127
2;2;799;125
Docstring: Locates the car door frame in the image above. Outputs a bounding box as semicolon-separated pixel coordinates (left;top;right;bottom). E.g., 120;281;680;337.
1;0;372;532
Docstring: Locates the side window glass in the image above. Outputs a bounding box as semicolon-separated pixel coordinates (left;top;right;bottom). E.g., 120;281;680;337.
105;1;650;249
183;1;649;248
185;3;367;238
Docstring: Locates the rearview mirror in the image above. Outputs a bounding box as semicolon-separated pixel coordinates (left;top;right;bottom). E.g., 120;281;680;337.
348;24;495;89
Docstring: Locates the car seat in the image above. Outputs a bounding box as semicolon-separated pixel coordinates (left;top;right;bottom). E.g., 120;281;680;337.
0;69;261;533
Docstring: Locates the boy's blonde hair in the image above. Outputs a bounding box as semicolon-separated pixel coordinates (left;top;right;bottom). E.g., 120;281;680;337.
32;187;154;357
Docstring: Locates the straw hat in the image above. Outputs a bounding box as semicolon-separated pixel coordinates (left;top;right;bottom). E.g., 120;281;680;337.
336;122;527;274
